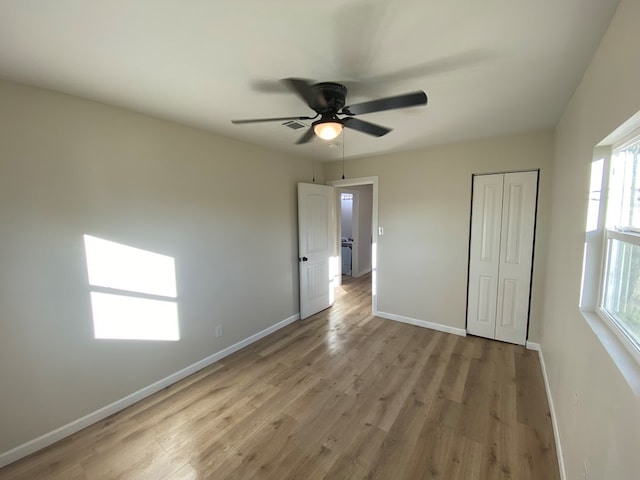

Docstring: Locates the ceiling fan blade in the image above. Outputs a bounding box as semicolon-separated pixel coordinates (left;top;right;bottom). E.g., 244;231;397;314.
342;91;427;116
342;117;391;137
249;78;289;94
231;115;315;124
363;49;497;85
283;78;328;110
295;127;315;144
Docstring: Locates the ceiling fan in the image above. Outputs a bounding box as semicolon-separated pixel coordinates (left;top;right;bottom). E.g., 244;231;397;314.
231;78;427;144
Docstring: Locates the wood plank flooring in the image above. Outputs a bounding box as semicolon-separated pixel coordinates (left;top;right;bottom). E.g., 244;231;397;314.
0;274;560;479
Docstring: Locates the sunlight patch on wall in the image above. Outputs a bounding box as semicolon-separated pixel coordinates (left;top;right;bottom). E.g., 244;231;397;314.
369;242;378;298
84;235;176;297
84;235;179;341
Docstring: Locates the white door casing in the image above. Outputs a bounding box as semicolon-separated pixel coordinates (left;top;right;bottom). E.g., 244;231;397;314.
327;176;379;315
467;171;538;345
298;183;337;319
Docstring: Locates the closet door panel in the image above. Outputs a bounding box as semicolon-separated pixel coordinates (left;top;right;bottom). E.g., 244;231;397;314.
494;171;538;345
467;174;504;339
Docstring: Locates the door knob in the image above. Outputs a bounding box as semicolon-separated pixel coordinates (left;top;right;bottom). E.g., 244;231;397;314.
299;256;308;262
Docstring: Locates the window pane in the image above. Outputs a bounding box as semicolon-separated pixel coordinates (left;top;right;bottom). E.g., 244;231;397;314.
586;159;604;232
603;238;640;346
84;235;177;297
608;144;640;230
90;292;179;341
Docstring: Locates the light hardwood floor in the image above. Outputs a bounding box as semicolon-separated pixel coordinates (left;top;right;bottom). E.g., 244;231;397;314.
0;274;560;479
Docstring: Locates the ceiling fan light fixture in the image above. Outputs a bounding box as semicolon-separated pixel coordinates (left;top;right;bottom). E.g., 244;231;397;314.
313;120;343;140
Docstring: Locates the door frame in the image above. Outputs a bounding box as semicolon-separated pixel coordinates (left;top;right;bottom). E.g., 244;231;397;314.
327;176;379;314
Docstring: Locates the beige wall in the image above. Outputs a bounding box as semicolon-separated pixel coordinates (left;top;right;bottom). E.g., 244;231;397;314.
541;0;640;478
0;80;313;454
323;131;553;339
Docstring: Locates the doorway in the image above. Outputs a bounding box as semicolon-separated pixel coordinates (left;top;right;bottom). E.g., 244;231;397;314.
340;191;354;276
328;177;378;314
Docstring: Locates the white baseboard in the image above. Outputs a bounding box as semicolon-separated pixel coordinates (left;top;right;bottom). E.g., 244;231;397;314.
524;341;566;480
374;310;467;337
0;313;300;469
525;340;540;351
353;268;372;278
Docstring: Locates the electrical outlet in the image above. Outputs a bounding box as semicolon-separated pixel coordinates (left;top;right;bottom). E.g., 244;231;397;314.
215;325;223;338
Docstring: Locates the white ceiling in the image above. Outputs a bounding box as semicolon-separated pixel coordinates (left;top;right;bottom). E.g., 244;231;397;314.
0;0;620;160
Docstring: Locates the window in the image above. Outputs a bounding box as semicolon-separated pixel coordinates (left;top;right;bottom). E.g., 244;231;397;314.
586;131;640;363
84;235;180;341
600;138;640;355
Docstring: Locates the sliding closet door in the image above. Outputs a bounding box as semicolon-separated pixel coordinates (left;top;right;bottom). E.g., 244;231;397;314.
494;171;537;344
467;174;504;339
467;171;538;345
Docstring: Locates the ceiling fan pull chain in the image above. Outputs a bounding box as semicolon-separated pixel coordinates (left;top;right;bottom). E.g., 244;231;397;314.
342;132;346;180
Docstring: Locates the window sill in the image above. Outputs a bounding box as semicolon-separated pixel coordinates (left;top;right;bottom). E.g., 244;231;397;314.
581;310;640;397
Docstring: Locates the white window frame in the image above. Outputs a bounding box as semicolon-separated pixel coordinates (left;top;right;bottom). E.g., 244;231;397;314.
591;130;640;366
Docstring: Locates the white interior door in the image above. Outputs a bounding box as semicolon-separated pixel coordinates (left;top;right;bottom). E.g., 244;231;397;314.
298;183;336;319
467;171;538;345
467;174;504;339
494;171;538;344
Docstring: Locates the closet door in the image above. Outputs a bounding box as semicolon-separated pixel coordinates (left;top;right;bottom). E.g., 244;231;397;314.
467;171;538;345
494;171;537;344
467;174;504;339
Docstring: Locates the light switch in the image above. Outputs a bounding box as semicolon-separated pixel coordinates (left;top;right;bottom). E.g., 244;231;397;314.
378;226;384;236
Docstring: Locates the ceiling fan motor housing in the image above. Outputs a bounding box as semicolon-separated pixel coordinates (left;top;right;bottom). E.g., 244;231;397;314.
313;82;347;114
